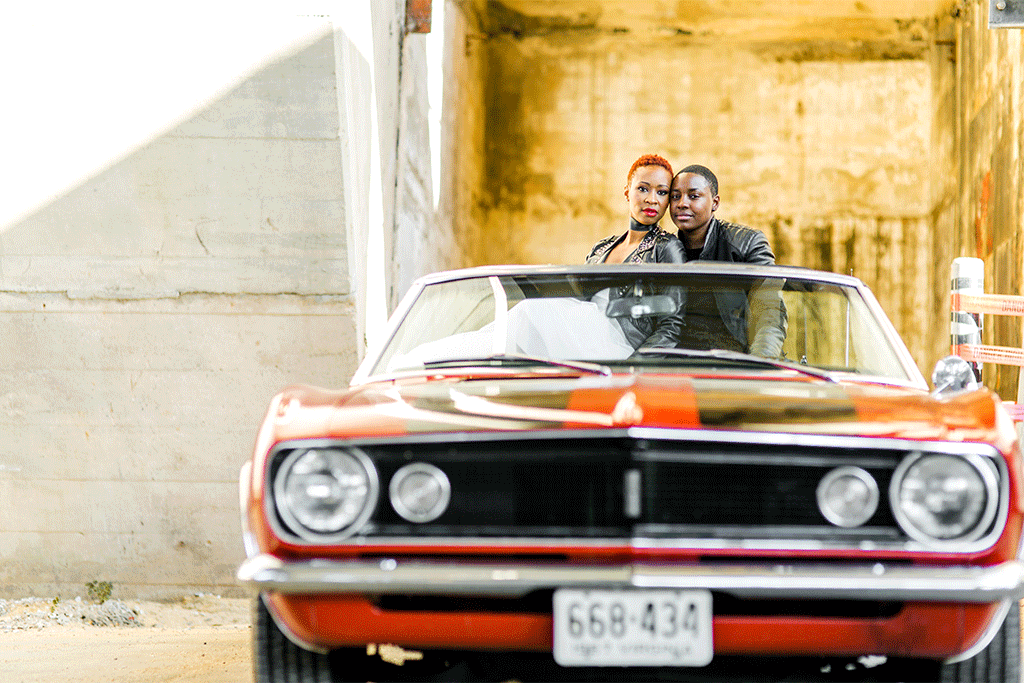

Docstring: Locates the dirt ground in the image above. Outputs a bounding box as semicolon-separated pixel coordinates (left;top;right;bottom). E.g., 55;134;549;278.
0;594;251;683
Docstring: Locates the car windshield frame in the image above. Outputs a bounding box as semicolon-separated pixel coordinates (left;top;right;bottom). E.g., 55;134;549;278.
351;263;927;389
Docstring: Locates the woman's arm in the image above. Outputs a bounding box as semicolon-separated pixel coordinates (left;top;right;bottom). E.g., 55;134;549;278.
635;236;685;350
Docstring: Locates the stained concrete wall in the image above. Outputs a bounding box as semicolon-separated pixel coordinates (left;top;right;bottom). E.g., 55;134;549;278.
948;1;1024;399
441;1;1023;391
394;29;452;307
0;10;438;599
462;21;942;372
439;0;491;274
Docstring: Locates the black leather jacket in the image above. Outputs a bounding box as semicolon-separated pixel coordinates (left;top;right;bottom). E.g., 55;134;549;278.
680;218;787;358
586;226;685;349
686;217;777;265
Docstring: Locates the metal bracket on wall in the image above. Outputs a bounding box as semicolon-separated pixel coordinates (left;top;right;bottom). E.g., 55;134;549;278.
989;0;1024;27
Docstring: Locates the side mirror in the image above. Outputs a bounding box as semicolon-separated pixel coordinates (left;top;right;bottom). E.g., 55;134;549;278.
931;355;979;394
605;294;677;319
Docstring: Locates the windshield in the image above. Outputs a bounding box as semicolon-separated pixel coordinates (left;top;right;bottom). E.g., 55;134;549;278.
368;270;914;383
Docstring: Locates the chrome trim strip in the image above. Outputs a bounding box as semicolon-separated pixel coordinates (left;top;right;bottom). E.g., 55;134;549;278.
238;554;1024;603
627;430;1004;457
237;534;934;551
489;276;508;355
239;461;260;559
294;428;1004;457
399;263;863;288
624;469;641;519
245;531;964;553
637;450;899;468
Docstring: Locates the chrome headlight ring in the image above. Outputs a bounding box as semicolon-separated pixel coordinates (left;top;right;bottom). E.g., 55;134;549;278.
272;447;379;542
889;451;999;549
816;466;880;528
389;462;451;523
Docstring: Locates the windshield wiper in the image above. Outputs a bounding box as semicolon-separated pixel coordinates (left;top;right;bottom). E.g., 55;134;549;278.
421;353;612;377
633;347;837;382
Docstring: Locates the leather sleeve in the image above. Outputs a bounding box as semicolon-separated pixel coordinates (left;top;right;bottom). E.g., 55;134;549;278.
747;278;788;358
724;225;786;357
636;237;685;350
732;227;776;266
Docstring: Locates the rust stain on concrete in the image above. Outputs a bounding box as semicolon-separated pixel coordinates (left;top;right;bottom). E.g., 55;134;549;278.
975;170;992;258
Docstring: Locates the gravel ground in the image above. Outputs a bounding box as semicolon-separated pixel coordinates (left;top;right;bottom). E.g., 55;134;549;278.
0;596;144;630
0;594;252;683
0;593;250;631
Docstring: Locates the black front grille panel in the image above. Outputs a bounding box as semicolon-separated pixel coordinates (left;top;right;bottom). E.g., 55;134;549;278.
372;457;628;536
641;460;897;528
349;437;906;541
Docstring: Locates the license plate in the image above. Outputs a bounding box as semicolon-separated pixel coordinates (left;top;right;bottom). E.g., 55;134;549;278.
552;588;712;667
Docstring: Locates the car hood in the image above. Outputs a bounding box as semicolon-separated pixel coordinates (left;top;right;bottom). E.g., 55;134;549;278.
264;372;1014;448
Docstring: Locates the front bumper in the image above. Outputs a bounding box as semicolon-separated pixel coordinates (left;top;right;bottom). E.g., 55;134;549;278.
238;554;1024;603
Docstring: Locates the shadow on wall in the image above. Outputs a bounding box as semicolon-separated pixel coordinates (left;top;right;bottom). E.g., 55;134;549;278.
1;26;349;300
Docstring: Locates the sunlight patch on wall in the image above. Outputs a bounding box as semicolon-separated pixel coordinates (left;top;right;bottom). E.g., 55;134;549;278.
0;7;332;230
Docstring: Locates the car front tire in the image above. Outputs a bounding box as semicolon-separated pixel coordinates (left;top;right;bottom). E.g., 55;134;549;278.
254;596;334;683
939;601;1022;683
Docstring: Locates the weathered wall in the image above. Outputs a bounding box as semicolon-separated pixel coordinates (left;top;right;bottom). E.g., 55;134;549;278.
443;1;1022;389
0;294;355;598
949;1;1024;399
394;30;451;306
927;10;962;372
466;21;942;371
0;9;439;599
440;0;491;270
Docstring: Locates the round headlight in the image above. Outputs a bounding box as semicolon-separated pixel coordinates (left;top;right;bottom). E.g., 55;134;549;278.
817;467;879;528
891;452;998;546
389;463;451;523
274;448;378;540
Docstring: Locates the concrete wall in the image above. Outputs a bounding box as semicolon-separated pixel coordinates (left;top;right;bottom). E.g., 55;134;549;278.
394;28;450;307
459;21;940;372
439;0;491;270
441;1;1022;390
0;9;439;599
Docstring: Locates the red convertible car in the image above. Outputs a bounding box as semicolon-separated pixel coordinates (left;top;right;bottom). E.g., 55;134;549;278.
238;263;1024;682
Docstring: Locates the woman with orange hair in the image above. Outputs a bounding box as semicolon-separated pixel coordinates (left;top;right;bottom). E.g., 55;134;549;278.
586;154;684;350
586;153;682;265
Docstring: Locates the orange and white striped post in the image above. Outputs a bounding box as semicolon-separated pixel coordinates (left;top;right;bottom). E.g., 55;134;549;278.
951;257;984;382
948;257;1024;426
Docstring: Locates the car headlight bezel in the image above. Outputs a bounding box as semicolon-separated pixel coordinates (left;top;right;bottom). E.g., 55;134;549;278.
389;462;451;523
889;450;1000;549
271;446;379;543
816;466;880;528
